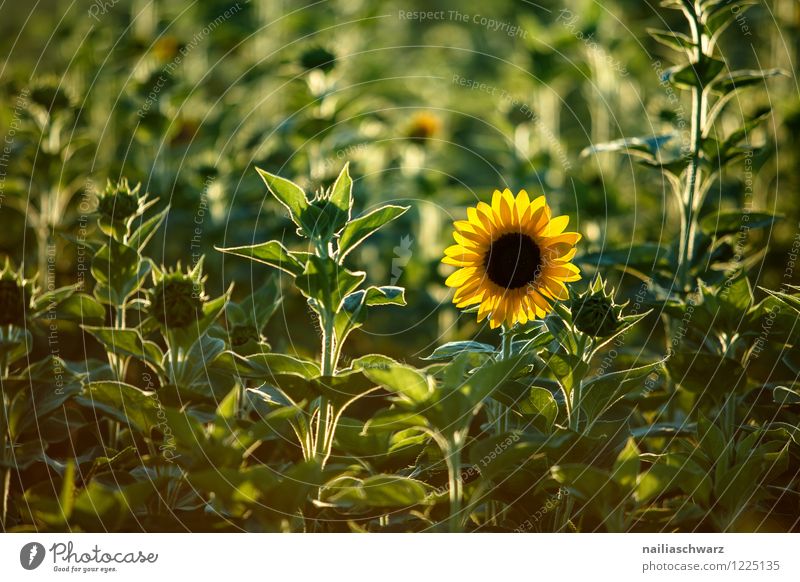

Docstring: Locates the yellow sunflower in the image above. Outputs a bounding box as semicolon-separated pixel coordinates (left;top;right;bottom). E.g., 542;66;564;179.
443;189;582;329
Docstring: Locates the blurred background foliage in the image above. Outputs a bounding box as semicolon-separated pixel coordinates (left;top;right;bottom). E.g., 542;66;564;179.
1;0;797;366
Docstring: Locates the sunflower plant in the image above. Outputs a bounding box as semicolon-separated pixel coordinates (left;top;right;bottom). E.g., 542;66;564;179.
216;163;409;467
581;0;786;293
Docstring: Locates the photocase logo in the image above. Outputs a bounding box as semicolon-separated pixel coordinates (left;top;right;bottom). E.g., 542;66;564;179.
20;542;46;570
390;235;414;284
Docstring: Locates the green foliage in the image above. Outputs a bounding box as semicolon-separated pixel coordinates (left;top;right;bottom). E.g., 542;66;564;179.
0;0;797;534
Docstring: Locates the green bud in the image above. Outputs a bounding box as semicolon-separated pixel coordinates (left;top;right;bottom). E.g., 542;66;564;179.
149;267;206;329
300;47;336;72
570;276;624;338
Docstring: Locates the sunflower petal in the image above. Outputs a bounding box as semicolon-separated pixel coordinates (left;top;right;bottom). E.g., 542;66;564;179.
445;267;479;287
545;215;570;236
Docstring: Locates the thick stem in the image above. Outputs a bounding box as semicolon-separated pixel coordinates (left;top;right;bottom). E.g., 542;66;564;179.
445;445;463;533
676;7;708;293
677;85;706;291
320;313;335;377
500;329;513;360
1;465;9;530
315;312;337;467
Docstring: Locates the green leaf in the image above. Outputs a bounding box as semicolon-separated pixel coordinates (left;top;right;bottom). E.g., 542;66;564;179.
312;369;379;406
243;352;320;379
636;463;680;503
704;1;757;36
647;28;694;52
630;423;696;439
49;293;106;325
337;204;409;261
296;255;365;312
327;474;431;509
551;463;622;503
664;56;725;89
667;352;746;397
0;326;33;367
83;326;164;369
717;272;753;323
128;206;169;252
76;381;162;436
256;167;309;231
580;134;674;160
581;358;667;420
335;286;406;349
613;438;641;489
576;243;668;269
697;413;729;461
30;284;78;313
358;285;407;307
215;240;305;277
519;387;558;431
328;162;353;222
363;408;430;433
230;276;283;330
423;341;496;361
710;69;787;95
360;360;431;403
545;353;588;396
700;210;781;236
773;385;800;405
7;358;82;438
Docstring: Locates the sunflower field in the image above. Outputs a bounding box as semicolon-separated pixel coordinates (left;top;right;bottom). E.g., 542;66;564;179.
1;0;799;534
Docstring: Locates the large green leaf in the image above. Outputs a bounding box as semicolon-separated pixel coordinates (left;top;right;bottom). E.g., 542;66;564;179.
700;210;781;236
256;167;309;231
7;357;83;439
664;56;725;89
710;68;787;95
576;243;668;269
215;240;305;277
49;293;106;325
76;381;163;436
580;134;674;160
337;204;409;261
326;474;431;510
328;162;353;222
83;326;164;369
359;359;431;403
581;358;667;420
423;340;496;361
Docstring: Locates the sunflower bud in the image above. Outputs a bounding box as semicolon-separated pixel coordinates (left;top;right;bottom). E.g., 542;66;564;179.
229;324;259;347
96;178;145;240
149;266;207;329
570;276;623;338
97;179;140;220
300;46;336;72
29;77;74;115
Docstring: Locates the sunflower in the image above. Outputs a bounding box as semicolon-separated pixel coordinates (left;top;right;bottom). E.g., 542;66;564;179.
443;189;582;329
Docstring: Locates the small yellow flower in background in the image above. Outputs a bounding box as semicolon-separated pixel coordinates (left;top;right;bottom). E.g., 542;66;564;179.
443;189;582;329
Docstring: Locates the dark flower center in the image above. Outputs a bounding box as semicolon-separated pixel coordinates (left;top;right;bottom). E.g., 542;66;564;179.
484;232;541;289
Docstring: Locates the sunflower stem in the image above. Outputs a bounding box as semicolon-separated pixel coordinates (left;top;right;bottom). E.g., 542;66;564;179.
500;328;513;360
676;6;708;293
444;444;463;533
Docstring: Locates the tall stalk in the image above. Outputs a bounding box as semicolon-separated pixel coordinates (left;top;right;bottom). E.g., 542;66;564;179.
676;4;709;292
